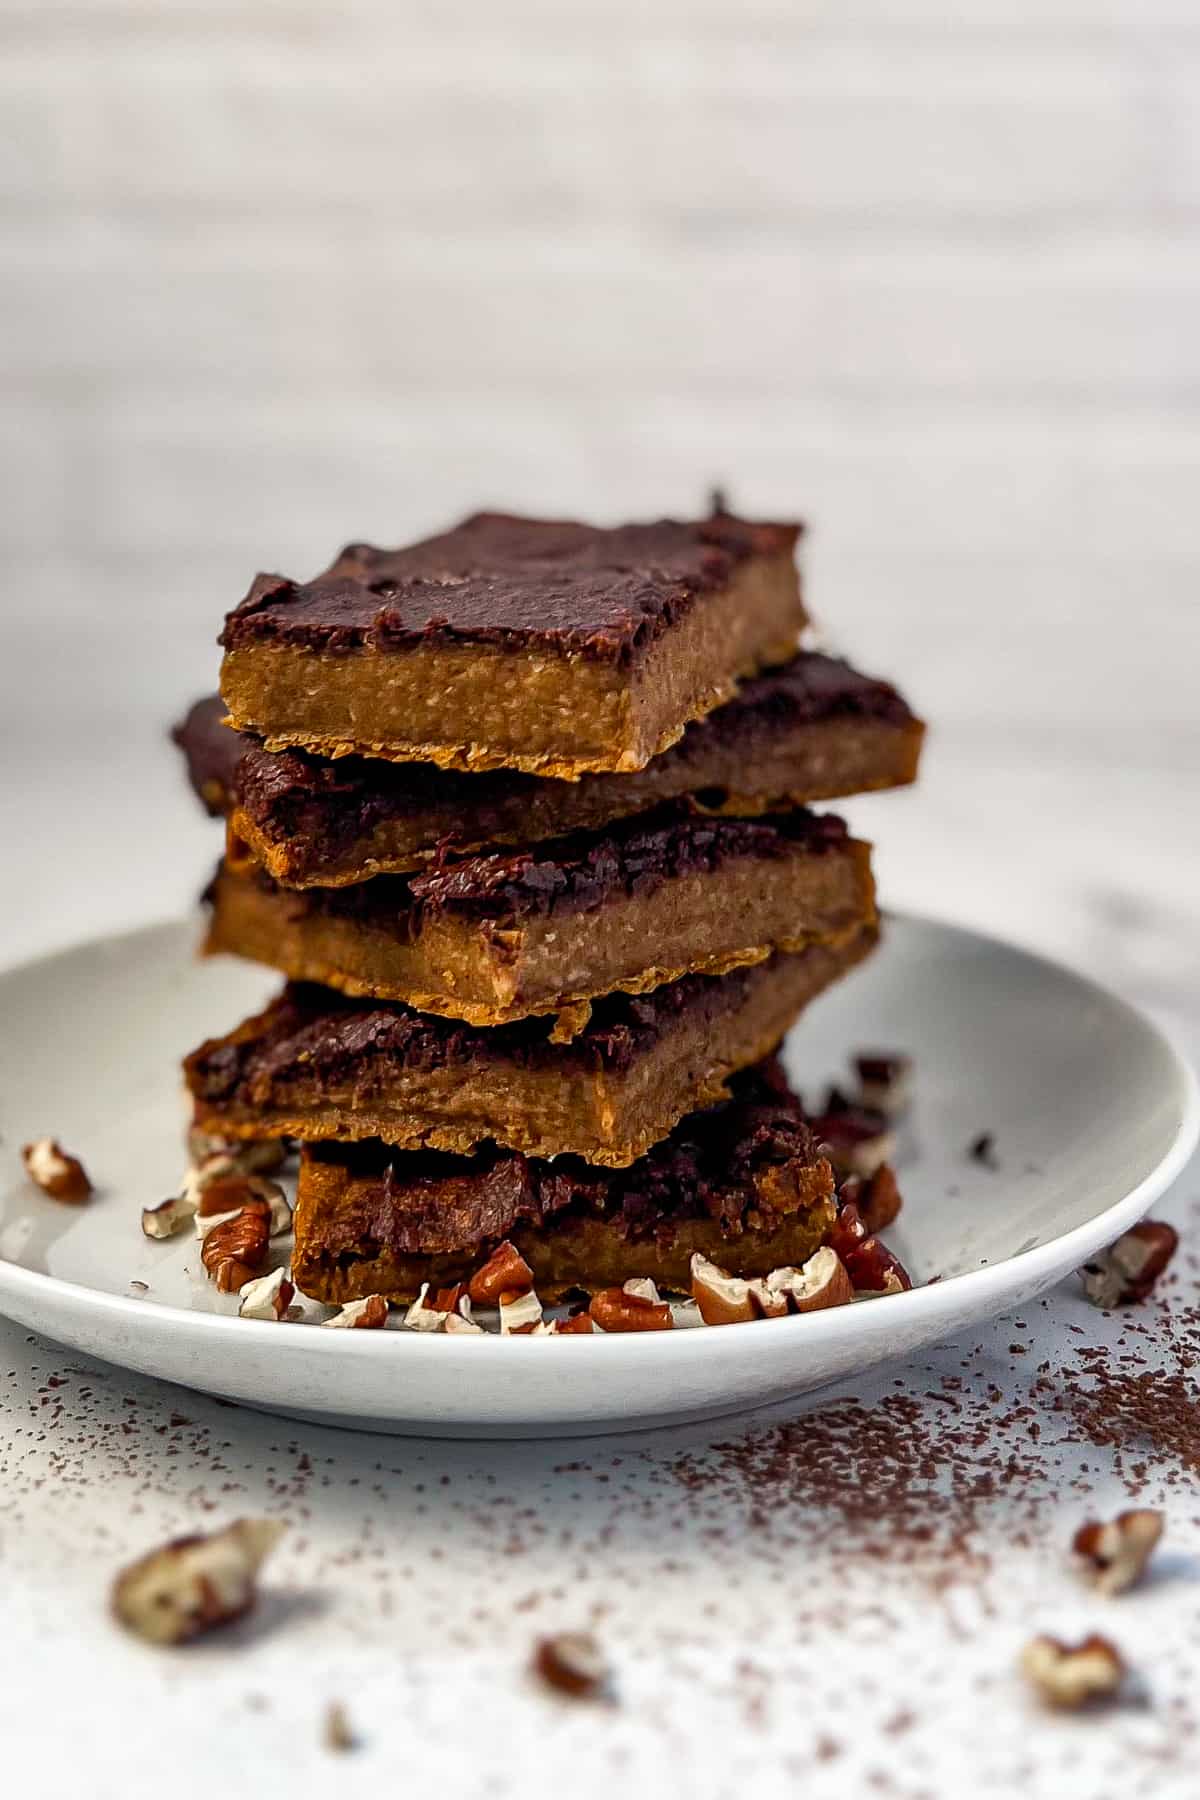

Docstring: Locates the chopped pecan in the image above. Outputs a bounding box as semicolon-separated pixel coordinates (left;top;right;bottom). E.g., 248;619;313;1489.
467;1240;534;1305
589;1288;674;1332
141;1192;198;1239
1020;1633;1125;1709
853;1051;913;1118
21;1138;92;1203
1080;1221;1178;1308
533;1631;610;1700
809;1095;895;1178
844;1163;903;1234
111;1518;285;1646
829;1198;913;1294
201;1206;270;1292
690;1254;756;1326
1073;1509;1164;1596
323;1295;389;1329
194;1173;291;1237
753;1246;855;1314
238;1266;295;1321
500;1288;544;1334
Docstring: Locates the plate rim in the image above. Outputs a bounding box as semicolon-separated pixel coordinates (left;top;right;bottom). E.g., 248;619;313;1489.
0;908;1196;1372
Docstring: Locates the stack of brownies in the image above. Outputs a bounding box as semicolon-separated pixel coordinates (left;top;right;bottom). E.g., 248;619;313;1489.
173;507;923;1327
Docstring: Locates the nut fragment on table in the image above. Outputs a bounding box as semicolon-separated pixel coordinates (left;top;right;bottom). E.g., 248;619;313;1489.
323;1701;356;1752
238;1266;295;1321
589;1287;674;1332
533;1631;611;1700
21;1138;92;1203
1073;1509;1164;1596
322;1294;389;1329
111;1518;285;1646
467;1240;534;1305
1020;1633;1125;1709
1079;1221;1179;1308
200;1205;271;1293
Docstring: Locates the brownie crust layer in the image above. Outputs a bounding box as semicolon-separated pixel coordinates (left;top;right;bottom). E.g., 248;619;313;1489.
185;928;877;1166
203;807;876;1027
292;1061;838;1304
177;653;922;889
218;510;806;778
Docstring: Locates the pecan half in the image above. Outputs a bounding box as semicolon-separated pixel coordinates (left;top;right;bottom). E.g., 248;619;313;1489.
1073;1509;1164;1596
21;1138;92;1203
1020;1633;1125;1709
111;1518;285;1646
200;1206;270;1292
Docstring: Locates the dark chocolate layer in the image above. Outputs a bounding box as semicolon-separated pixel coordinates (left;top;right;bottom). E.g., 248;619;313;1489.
176;651;915;862
219;509;800;666
172;696;241;817
306;1059;823;1257
186;953;818;1107
403;805;847;921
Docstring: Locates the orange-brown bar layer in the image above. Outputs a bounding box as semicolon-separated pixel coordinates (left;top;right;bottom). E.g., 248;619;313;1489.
185;928;876;1167
175;652;922;888
202;807;876;1028
292;1059;838;1304
218;509;805;777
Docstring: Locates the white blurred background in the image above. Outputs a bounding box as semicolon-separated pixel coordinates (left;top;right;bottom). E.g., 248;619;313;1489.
2;0;1197;1025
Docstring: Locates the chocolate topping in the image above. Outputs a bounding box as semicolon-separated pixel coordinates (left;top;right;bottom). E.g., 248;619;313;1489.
175;652;917;876
219;510;800;666
307;1059;827;1257
403;805;847;922
185;957;798;1107
171;696;242;817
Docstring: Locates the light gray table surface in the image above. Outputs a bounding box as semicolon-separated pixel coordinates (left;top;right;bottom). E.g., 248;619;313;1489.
1;731;1197;1799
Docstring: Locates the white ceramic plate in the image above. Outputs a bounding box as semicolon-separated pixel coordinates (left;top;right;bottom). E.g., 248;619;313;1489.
0;915;1195;1439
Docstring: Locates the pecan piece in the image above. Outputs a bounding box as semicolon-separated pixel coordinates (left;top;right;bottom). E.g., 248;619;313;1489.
853;1051;913;1118
111;1518;285;1646
238;1266;295;1321
589;1288;674;1332
194;1173;292;1238
141;1193;197;1239
500;1287;544;1334
1080;1221;1178;1308
200;1206;270;1292
22;1138;92;1203
691;1254;756;1326
533;1631;610;1700
845;1163;903;1235
1020;1633;1125;1709
322;1295;389;1329
1073;1509;1163;1596
467;1240;534;1305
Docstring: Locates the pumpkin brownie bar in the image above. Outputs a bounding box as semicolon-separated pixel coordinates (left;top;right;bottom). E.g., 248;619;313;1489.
176;652;922;889
291;1060;838;1304
218;509;805;778
184;928;876;1167
202;806;876;1028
